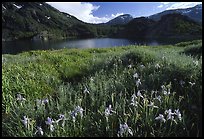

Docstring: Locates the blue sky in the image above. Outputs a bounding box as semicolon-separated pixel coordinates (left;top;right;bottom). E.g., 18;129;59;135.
47;2;202;23
91;2;166;17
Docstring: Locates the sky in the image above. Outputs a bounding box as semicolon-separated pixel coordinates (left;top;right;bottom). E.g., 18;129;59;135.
47;2;202;24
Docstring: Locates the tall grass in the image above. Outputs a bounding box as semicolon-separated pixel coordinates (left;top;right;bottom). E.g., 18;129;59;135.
2;40;202;137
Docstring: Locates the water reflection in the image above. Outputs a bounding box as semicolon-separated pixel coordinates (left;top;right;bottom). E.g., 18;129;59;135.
2;37;197;55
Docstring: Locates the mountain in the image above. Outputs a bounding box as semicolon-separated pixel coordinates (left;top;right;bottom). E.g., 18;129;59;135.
2;2;84;41
115;17;156;38
149;4;202;23
2;2;202;41
105;14;133;25
2;2;118;41
147;13;202;38
116;13;202;39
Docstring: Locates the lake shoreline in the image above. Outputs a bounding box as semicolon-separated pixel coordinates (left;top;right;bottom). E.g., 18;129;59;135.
2;37;202;55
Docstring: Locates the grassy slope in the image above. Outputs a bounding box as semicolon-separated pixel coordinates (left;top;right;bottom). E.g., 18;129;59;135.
2;40;202;137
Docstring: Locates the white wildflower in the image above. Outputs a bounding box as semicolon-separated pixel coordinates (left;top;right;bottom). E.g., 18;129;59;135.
35;126;44;136
133;73;139;78
118;123;133;136
36;98;48;107
151;90;158;96
164;88;170;95
161;85;170;95
130;101;138;107
57;114;67;127
45;117;54;132
70;112;76;122
165;109;175;121
17;94;26;101
174;109;182;121
130;93;138;107
161;85;165;90
105;105;116;117
45;117;54;125
140;64;145;69
162;54;165;60
70;106;84;122
163;90;168;95
189;82;195;87
128;64;132;68
83;87;90;94
50;124;54;132
55;114;66;123
167;88;171;95
42;98;49;104
147;101;159;109
137;90;144;98
90;77;94;81
153;95;161;103
155;63;160;69
193;60;198;66
75;106;84;117
131;93;137;101
21;116;29;128
155;114;166;123
136;79;141;87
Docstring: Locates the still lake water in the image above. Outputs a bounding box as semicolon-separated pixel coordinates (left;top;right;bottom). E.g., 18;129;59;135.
2;37;194;55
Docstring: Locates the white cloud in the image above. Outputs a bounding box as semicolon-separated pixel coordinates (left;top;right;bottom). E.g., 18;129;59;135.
161;2;170;5
159;2;202;10
111;13;124;18
157;5;163;8
46;2;123;24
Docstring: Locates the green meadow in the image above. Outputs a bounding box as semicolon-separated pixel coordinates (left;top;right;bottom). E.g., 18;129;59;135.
2;40;202;137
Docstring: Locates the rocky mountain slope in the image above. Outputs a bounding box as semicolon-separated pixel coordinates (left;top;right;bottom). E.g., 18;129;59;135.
2;2;118;41
149;4;202;23
106;14;133;25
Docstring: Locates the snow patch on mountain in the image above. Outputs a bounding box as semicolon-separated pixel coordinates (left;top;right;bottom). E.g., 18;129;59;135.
13;4;22;9
2;5;6;10
45;16;51;20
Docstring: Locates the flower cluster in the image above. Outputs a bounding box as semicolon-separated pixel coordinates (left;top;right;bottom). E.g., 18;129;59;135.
19;95;84;135
130;93;138;107
133;72;142;88
36;98;49;108
155;109;182;123
70;106;84;122
161;85;170;95
117;123;133;137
